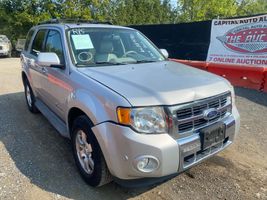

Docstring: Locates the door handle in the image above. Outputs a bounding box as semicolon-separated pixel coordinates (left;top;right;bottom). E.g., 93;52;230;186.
29;59;35;65
41;67;47;74
27;59;34;66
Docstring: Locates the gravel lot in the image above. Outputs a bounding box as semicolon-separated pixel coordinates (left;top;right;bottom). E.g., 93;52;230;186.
0;58;266;200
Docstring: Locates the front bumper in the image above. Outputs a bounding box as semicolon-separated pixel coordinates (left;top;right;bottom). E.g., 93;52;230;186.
0;49;9;56
178;114;236;171
92;106;240;180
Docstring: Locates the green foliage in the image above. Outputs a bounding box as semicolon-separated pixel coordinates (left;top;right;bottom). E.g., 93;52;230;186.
177;0;238;22
110;0;175;25
237;0;267;16
0;0;266;43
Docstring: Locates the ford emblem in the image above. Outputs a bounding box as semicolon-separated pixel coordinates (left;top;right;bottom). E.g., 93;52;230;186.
203;108;219;120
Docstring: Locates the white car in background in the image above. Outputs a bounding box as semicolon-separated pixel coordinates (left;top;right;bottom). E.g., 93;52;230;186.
15;39;26;57
0;35;12;57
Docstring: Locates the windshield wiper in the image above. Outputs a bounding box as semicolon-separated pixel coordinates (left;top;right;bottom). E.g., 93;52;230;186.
95;61;127;65
76;62;127;67
135;60;158;63
76;60;157;67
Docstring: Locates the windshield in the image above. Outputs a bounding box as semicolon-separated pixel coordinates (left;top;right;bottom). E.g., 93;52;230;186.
0;35;9;43
67;28;165;67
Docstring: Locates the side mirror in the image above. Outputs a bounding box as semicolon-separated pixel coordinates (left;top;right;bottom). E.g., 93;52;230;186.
160;49;169;59
37;52;64;68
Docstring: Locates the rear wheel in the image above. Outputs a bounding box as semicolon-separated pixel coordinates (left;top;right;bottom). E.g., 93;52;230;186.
71;115;112;187
24;79;39;113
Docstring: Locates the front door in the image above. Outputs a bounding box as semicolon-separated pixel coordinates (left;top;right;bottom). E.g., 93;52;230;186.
41;29;71;121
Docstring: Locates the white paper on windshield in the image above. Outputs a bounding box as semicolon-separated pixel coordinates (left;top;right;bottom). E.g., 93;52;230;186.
71;34;94;50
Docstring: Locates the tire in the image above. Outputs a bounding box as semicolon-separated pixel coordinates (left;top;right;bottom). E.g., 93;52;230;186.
24;79;39;113
71;115;112;187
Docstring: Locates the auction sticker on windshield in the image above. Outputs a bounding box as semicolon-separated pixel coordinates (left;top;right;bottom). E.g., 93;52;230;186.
71;34;94;50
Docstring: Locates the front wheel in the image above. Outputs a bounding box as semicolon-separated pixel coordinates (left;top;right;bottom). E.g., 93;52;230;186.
7;51;11;58
71;115;112;187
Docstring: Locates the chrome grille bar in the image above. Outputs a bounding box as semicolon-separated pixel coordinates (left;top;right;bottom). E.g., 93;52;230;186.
177;104;231;124
168;92;232;139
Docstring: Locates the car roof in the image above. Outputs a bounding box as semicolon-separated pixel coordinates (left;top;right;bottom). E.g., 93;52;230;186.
65;23;133;30
35;22;134;31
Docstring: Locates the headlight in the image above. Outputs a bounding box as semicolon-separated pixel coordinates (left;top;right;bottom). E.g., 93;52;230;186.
229;86;235;105
117;107;168;134
226;95;232;105
2;44;9;50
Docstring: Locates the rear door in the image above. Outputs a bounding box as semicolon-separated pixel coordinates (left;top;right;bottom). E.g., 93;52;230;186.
21;28;35;86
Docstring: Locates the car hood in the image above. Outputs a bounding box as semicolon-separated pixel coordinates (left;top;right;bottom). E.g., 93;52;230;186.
0;41;8;45
78;61;231;106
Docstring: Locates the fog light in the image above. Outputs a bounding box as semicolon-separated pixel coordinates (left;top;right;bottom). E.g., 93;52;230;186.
137;158;149;169
134;156;159;173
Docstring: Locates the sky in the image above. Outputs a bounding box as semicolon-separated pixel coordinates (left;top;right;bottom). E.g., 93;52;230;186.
169;0;178;7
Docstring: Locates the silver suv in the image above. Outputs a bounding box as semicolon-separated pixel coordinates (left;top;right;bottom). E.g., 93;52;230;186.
21;19;240;187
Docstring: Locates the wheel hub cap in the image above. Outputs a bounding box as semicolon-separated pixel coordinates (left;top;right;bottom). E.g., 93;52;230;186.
75;130;94;174
26;85;32;106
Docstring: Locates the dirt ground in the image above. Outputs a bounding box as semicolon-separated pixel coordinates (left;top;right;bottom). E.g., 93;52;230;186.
0;58;266;200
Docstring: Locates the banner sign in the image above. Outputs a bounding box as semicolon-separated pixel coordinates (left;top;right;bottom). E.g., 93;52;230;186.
207;14;267;66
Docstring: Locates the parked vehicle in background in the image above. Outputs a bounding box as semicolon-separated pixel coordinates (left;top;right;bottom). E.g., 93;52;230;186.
15;39;26;57
21;19;240;187
0;35;12;57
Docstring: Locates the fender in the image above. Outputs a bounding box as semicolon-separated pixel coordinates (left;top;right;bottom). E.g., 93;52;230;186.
66;87;131;135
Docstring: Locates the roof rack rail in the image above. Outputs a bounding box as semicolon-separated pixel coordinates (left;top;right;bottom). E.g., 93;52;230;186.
38;19;112;25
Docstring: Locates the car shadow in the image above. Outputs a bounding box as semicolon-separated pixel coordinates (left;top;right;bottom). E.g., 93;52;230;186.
234;87;267;107
0;92;155;200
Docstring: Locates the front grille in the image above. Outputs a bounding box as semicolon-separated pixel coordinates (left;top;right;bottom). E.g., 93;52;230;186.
177;108;192;119
194;118;207;129
209;99;220;108
175;92;231;134
179;121;193;132
193;104;207;115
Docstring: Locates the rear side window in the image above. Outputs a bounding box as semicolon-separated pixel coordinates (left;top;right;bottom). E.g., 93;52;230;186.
45;30;64;64
31;29;47;56
24;29;35;51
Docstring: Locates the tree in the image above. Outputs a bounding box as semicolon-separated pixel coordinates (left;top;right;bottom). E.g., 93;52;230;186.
0;0;110;42
110;0;175;25
0;0;49;42
40;0;110;21
177;0;238;22
0;0;266;43
237;0;267;16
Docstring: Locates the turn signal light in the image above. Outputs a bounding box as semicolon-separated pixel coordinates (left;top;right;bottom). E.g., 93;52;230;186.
117;107;131;125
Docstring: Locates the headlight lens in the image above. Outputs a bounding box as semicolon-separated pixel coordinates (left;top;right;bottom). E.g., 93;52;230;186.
229;86;235;105
226;95;232;105
2;44;9;50
117;107;168;134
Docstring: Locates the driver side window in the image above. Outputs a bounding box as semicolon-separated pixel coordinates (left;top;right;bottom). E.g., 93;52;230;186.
31;29;46;57
45;30;64;64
